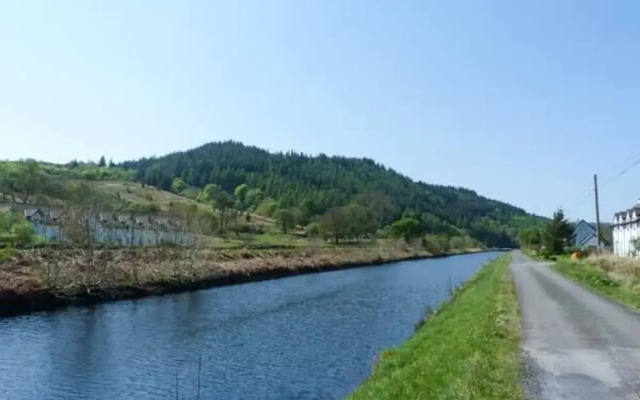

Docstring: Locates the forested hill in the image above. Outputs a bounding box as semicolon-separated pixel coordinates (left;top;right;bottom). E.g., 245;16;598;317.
121;141;542;247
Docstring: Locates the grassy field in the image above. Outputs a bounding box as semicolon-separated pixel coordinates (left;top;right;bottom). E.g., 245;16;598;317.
90;180;278;227
348;255;523;400
553;255;640;310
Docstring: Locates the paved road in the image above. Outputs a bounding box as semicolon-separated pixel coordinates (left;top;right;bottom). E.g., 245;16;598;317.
511;251;640;399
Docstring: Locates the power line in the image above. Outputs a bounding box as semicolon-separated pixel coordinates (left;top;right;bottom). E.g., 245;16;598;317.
600;156;640;189
563;189;592;214
543;153;640;221
602;152;640;177
562;154;640;216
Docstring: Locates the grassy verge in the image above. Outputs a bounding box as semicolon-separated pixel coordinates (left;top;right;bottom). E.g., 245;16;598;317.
553;256;640;310
348;255;522;400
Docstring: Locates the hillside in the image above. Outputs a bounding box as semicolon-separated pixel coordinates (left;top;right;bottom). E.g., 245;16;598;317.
120;141;544;247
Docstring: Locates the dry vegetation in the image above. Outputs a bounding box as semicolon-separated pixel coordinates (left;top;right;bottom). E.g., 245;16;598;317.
0;243;473;307
553;254;640;309
589;254;640;281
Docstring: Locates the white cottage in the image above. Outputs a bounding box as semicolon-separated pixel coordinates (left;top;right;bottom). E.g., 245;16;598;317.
612;204;640;257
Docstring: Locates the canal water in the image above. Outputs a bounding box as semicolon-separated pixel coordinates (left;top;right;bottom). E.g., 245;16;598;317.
0;251;503;400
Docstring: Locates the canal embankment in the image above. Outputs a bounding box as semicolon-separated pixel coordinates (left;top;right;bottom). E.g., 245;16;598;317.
0;245;500;316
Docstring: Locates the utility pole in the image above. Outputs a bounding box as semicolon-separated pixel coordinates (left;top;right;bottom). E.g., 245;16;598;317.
594;174;601;254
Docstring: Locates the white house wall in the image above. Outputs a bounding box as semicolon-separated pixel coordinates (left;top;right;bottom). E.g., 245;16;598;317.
613;213;640;257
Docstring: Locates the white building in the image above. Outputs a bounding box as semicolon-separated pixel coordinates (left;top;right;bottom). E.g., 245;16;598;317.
612;205;640;257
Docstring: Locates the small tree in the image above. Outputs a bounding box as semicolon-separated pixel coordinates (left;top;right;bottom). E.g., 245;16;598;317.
61;182;111;248
3;161;48;203
519;228;541;249
346;203;377;240
234;184;250;208
213;191;235;233
11;220;36;246
0;212;37;246
171;178;188;194
197;184;221;203
274;209;295;234
245;188;264;209
390;216;423;242
255;199;278;217
542;209;573;255
98;156;106;168
319;207;349;244
306;222;321;237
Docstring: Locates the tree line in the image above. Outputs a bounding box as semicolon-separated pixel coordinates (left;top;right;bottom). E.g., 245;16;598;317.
120;141;543;247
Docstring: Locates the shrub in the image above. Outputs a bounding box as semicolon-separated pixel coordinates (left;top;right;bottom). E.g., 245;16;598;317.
0;212;38;246
229;223;253;234
255;200;278;217
11;221;36;246
0;247;17;262
307;222;321;237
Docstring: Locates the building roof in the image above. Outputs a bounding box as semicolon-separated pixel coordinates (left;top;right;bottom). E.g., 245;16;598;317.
574;220;596;233
135;215;150;224
573;220;610;246
23;208;44;218
117;214;132;222
49;209;64;220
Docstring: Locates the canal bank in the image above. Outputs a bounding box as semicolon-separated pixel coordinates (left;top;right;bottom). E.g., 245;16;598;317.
0;245;504;317
348;254;523;400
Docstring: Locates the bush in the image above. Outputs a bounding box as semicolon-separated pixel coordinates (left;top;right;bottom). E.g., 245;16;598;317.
0;247;17;262
423;234;450;255
0;212;38;246
306;222;321;237
11;221;36;246
449;236;466;250
255;200;278;217
229;223;253;234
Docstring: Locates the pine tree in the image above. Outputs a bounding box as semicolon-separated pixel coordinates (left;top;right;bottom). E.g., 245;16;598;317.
542;209;573;255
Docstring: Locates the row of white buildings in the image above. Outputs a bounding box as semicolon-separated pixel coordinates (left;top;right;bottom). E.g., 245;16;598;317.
612;203;640;257
0;202;192;246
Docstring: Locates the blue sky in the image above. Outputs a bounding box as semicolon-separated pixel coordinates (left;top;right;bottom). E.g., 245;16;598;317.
1;1;639;221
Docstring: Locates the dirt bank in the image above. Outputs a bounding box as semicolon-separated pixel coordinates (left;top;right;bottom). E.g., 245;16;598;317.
0;245;491;317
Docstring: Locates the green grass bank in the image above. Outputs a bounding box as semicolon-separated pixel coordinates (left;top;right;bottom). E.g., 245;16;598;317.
553;255;640;310
348;254;522;400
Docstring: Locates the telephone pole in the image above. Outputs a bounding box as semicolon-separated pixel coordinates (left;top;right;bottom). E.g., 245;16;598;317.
594;174;601;254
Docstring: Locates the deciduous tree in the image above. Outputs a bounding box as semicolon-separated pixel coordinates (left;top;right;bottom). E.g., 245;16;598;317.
319;207;349;244
390;216;423;242
171;178;188;194
274;209;295;234
234;184;250;205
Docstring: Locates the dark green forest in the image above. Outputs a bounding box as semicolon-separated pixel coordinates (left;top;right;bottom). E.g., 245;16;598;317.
120;141;543;247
